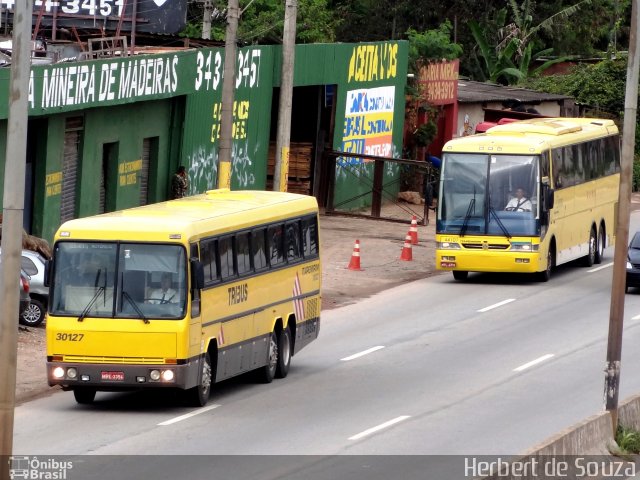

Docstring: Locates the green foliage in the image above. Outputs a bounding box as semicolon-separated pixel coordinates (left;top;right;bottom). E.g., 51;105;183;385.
633;157;640;193
469;1;592;84
191;0;339;44
179;22;202;39
406;22;463;74
616;425;640;454
414;122;437;147
523;57;627;115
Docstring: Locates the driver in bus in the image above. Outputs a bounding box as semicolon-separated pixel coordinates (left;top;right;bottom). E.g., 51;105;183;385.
148;272;178;304
505;188;533;212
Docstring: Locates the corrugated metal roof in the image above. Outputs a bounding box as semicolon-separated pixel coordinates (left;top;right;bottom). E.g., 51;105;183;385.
457;80;570;104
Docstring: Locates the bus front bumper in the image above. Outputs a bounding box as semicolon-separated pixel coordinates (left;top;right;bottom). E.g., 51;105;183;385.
436;250;541;274
47;359;200;391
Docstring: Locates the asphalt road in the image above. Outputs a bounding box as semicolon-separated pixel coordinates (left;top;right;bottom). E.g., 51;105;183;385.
11;212;640;479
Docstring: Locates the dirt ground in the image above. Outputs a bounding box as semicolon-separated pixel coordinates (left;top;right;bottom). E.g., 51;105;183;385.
15;199;436;405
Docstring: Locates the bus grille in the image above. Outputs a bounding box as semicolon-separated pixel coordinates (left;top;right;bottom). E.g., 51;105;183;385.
62;355;165;364
461;243;509;250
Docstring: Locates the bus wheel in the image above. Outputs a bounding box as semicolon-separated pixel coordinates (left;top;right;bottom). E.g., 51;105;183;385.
258;331;278;383
187;352;212;407
538;247;554;282
73;388;96;404
583;227;597;267
276;326;292;379
595;227;606;264
452;271;468;281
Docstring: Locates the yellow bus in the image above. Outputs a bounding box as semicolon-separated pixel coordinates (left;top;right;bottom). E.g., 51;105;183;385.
436;117;620;281
46;189;321;406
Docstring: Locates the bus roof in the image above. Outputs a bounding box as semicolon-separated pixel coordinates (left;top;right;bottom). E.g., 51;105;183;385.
443;117;619;154
55;189;318;243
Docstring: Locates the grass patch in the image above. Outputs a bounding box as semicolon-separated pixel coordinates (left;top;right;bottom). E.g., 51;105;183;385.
616;425;640;454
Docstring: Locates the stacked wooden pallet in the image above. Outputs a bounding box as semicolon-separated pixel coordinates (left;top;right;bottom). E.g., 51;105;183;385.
267;141;313;194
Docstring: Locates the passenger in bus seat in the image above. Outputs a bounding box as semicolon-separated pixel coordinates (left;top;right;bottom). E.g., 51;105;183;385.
148;272;178;304
504;188;532;212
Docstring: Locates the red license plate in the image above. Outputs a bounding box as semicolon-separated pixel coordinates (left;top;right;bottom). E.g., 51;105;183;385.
440;261;456;268
101;371;124;381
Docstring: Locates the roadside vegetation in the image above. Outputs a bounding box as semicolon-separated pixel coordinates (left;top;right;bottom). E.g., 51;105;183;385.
615;425;640;454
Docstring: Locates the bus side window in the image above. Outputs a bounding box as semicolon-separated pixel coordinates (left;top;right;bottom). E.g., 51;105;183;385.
201;239;219;284
268;224;285;267
219;236;235;280
252;228;268;271
236;232;251;275
302;216;319;257
286;221;301;263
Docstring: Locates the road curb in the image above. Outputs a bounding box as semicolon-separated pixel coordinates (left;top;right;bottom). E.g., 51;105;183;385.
479;396;640;479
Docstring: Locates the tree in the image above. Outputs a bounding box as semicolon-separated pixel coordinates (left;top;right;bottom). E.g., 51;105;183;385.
469;0;593;84
182;0;338;44
406;21;463;74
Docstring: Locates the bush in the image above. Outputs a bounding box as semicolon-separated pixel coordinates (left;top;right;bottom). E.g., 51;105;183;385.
616;425;640;454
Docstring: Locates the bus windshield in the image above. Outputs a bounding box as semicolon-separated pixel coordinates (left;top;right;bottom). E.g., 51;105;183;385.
50;242;187;320
438;153;541;237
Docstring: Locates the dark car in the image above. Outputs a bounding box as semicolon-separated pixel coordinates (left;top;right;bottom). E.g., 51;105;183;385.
626;232;640;293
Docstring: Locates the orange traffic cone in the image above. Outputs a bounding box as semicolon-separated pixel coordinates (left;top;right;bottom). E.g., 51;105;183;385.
409;215;419;244
400;232;413;261
347;239;362;270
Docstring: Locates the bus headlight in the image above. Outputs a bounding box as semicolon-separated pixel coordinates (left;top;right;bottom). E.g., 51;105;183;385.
510;243;539;251
149;370;161;381
627;261;633;270
52;367;65;379
437;242;461;250
66;367;78;379
161;370;175;382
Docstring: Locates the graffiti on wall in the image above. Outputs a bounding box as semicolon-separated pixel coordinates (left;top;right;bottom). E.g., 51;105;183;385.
340;85;395;167
232;141;257;188
187;146;218;194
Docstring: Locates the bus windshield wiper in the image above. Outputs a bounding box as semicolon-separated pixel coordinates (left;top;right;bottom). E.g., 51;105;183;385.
122;290;150;324
77;286;106;322
489;206;512;239
460;198;475;237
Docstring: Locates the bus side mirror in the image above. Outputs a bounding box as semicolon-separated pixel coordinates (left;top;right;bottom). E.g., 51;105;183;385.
44;260;52;287
190;258;204;290
546;188;555;210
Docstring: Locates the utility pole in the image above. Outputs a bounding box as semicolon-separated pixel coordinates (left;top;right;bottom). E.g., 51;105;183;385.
217;0;239;189
0;1;34;478
273;0;297;192
202;0;214;40
604;0;639;434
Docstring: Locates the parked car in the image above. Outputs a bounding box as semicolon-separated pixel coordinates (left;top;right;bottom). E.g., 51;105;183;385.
626;231;640;293
0;252;32;321
19;269;31;321
19;249;48;326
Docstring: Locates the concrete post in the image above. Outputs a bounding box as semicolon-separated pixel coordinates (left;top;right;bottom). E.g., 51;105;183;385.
217;0;239;189
273;0;297;192
604;0;639;434
0;1;34;477
202;0;214;40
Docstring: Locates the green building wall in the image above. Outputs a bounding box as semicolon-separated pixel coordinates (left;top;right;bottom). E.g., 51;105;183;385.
1;40;407;243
